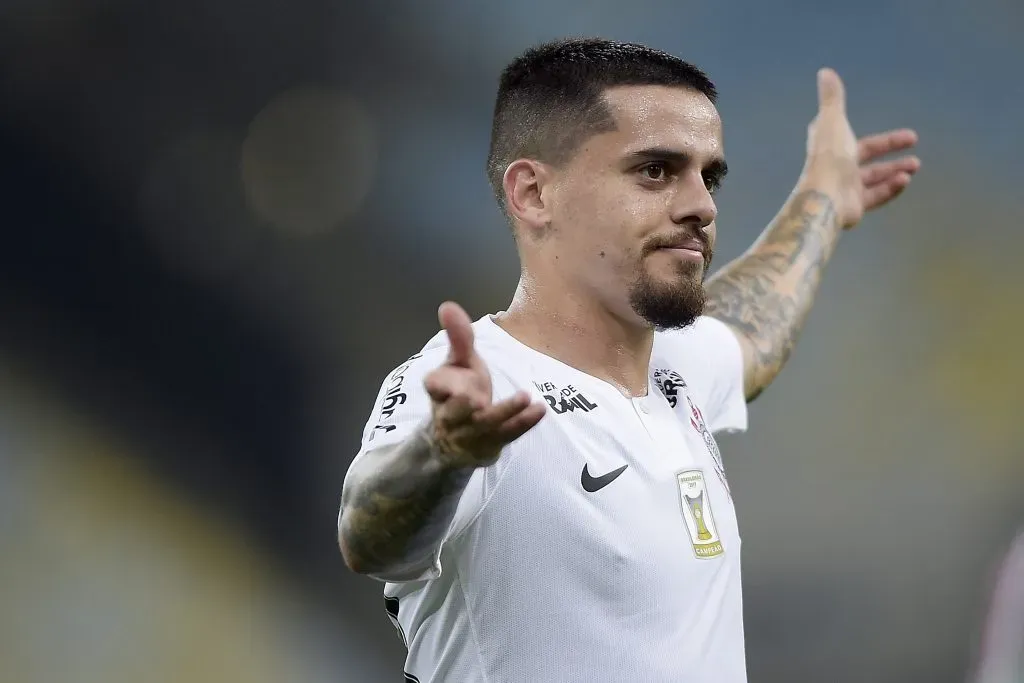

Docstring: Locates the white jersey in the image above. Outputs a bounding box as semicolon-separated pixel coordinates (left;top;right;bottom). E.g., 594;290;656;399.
345;314;749;683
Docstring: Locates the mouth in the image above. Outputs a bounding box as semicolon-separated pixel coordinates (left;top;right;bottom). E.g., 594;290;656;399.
658;246;704;263
654;238;706;264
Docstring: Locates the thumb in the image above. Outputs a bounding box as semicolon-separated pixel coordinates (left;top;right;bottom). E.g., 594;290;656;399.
438;301;476;368
817;67;846;115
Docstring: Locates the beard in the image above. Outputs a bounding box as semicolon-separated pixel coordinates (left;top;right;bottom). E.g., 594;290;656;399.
628;252;709;331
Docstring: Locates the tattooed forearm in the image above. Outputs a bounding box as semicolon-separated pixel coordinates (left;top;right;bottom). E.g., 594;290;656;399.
704;189;840;401
339;423;474;578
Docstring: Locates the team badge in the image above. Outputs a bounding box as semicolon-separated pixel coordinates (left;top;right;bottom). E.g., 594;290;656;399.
654;368;731;498
652;367;683;408
676;469;724;558
684;395;730;498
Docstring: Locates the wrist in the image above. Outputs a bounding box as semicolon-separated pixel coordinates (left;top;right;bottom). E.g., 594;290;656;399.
418;420;491;473
790;180;848;231
794;171;841;201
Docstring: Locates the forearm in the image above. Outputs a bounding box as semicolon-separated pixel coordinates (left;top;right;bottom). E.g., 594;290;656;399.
704;188;841;401
339;422;474;577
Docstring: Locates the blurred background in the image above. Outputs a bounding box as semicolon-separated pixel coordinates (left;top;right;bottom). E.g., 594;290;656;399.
1;1;1022;681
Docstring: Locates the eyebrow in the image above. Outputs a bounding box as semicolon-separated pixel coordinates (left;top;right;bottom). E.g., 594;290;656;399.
624;148;729;180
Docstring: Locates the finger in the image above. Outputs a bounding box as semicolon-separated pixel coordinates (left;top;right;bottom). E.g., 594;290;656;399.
495;401;547;442
424;373;452;404
423;367;486;409
863;171;913;211
817;67;846;114
858;129;918;163
435;394;480;425
438;301;476;368
860;155;920;186
472;391;532;427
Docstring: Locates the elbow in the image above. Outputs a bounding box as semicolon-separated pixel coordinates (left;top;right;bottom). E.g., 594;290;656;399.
337;511;426;581
337;509;399;577
340;543;371;575
338;535;362;574
337;509;370;575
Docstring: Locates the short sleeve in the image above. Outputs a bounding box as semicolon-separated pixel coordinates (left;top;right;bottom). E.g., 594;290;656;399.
354;350;440;454
652;316;747;434
343;344;519;584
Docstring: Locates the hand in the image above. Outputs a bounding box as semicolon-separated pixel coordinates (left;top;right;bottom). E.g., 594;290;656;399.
801;68;920;229
422;301;546;468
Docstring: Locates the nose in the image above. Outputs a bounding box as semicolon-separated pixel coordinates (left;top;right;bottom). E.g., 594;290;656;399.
669;173;717;229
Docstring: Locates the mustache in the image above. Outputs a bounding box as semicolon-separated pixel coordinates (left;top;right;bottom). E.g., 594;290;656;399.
642;230;713;264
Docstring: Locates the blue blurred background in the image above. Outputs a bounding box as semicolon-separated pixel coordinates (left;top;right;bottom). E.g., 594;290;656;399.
1;1;1022;681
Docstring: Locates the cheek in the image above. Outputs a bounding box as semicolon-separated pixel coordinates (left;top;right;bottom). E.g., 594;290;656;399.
556;175;660;261
558;179;625;236
590;180;660;232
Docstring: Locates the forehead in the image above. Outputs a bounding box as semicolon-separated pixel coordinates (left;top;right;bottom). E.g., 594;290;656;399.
597;85;723;158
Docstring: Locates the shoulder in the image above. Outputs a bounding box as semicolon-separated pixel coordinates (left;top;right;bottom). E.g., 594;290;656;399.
653;316;742;356
652;316;747;434
652;317;743;387
364;314;522;438
375;314;507;382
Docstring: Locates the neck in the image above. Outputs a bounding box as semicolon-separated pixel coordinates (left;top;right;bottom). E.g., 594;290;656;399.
495;273;654;397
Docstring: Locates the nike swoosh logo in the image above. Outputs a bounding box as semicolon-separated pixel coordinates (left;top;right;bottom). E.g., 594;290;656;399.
581;464;628;493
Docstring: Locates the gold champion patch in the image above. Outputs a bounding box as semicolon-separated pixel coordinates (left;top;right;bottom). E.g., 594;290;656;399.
676;469;724;558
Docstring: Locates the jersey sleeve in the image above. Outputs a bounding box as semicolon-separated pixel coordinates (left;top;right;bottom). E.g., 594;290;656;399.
343;346;518;584
355;350;439;454
653;316;748;434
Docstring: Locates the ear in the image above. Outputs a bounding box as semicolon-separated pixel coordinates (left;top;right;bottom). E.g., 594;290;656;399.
502;159;554;230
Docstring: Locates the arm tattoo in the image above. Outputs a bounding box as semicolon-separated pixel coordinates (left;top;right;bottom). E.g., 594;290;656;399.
339;424;474;577
704;190;840;401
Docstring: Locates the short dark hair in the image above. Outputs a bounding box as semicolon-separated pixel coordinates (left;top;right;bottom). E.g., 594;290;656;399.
486;37;717;211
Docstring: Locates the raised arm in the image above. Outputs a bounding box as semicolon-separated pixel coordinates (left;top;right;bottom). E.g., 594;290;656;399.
704;189;839;402
704;68;919;401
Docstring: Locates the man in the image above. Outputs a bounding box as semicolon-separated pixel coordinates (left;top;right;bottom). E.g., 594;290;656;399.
973;529;1024;683
339;38;920;682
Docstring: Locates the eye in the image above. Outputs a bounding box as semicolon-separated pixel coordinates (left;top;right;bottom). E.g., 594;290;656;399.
703;174;722;194
639;162;669;182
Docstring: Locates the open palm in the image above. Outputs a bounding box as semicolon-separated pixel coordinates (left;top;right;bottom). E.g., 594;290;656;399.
806;68;920;228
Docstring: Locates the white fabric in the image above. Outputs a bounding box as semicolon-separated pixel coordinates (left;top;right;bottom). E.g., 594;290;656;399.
974;530;1024;683
344;314;749;683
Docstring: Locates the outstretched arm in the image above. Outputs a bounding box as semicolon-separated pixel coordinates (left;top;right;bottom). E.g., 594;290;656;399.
704;189;840;401
704;69;919;402
339;302;544;579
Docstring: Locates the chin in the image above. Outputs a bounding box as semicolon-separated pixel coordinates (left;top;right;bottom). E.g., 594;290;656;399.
628;274;706;332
